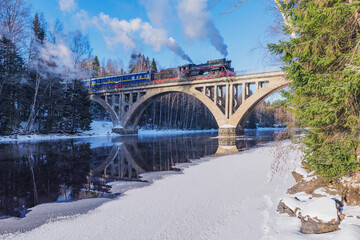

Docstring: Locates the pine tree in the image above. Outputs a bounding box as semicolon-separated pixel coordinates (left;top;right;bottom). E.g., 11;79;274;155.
269;0;360;180
32;13;45;42
62;80;92;134
151;58;157;72
0;36;24;134
92;56;100;77
25;13;48;133
145;57;150;70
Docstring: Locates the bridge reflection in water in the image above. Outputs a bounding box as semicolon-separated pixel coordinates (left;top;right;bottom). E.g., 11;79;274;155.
0;131;280;218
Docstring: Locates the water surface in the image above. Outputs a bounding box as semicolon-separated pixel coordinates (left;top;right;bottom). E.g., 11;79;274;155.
0;129;284;219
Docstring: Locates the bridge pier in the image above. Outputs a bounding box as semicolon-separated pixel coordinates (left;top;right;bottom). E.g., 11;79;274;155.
218;125;236;136
88;71;288;137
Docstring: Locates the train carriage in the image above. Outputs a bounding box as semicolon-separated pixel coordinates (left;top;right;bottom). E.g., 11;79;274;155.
81;58;235;91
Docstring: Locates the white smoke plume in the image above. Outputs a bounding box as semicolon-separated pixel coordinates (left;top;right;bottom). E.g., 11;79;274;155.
30;39;91;81
177;0;228;56
76;10;193;63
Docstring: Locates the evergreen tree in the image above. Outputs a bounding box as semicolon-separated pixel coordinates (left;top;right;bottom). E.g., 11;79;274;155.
128;53;138;73
25;13;48;133
62;80;92;134
0;36;24;134
145;57;150;70
32;13;45;42
92;56;100;77
269;0;360;180
151;58;157;72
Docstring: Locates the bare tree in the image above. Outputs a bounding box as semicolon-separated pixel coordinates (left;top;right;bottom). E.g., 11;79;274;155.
0;0;30;48
68;30;92;66
48;19;64;44
0;0;29;99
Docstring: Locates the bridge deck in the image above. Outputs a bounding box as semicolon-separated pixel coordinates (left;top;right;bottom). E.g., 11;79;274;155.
89;71;286;94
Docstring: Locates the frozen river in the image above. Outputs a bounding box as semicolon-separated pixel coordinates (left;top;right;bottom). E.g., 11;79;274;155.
0;129;284;235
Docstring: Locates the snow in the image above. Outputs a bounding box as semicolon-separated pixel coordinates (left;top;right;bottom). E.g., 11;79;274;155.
281;196;302;215
0;121;116;143
301;198;338;222
219;124;235;128
313;188;342;200
0;121;218;143
1;141;360;239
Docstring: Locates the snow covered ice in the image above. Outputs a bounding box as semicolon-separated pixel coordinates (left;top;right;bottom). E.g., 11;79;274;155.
2;141;360;240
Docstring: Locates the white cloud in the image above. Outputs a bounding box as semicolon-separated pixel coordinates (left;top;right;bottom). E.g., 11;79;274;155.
140;0;172;27
76;11;193;62
177;0;208;39
58;0;77;12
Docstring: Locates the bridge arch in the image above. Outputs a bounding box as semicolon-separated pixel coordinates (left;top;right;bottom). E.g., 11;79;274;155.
88;71;288;135
90;95;120;127
122;86;228;130
229;80;291;130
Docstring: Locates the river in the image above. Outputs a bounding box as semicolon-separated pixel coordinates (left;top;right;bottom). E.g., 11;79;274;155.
0;129;285;234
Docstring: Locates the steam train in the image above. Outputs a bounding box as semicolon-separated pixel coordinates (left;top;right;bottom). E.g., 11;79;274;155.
83;58;235;90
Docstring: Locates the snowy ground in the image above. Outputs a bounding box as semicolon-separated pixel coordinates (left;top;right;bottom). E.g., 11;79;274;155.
0;121;218;143
2;141;360;240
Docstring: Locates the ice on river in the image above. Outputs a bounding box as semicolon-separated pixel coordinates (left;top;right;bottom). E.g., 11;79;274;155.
2;141;360;240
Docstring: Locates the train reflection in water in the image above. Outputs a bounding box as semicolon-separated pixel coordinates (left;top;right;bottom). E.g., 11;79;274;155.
0;130;282;218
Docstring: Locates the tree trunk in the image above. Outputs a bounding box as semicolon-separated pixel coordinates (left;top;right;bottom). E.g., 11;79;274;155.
274;0;296;39
25;74;41;133
167;95;171;128
159;97;163;128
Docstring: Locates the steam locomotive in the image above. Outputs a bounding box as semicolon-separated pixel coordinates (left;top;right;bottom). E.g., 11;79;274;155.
83;58;235;90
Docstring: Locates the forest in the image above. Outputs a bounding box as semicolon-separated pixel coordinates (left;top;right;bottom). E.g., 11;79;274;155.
0;0;290;136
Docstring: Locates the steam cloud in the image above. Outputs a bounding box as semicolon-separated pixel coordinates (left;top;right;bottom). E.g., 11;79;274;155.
31;39;91;81
77;10;193;63
177;0;228;57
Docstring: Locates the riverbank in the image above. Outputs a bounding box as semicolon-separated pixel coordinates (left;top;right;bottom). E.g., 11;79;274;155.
0;121;218;143
3;141;359;239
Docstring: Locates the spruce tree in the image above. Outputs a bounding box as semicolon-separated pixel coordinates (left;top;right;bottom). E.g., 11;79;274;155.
32;13;45;42
269;0;360;180
0;36;24;134
151;58;157;72
62;80;92;134
92;56;100;77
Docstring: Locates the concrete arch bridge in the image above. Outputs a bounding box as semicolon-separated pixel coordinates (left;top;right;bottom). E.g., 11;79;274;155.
90;71;288;136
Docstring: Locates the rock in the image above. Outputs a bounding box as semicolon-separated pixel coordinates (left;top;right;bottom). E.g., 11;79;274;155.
287;175;327;194
311;193;326;198
339;214;346;221
299;197;340;234
300;216;340;234
277;200;297;217
343;186;360;206
291;171;304;183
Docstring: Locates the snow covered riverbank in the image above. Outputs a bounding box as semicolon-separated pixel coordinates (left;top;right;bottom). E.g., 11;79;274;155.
3;141;359;239
0;121;217;143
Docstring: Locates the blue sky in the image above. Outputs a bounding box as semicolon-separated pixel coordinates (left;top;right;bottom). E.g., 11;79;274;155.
30;0;283;73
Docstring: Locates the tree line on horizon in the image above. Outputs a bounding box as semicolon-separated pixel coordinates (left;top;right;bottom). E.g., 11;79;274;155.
0;0;291;136
0;0;159;135
0;3;91;135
